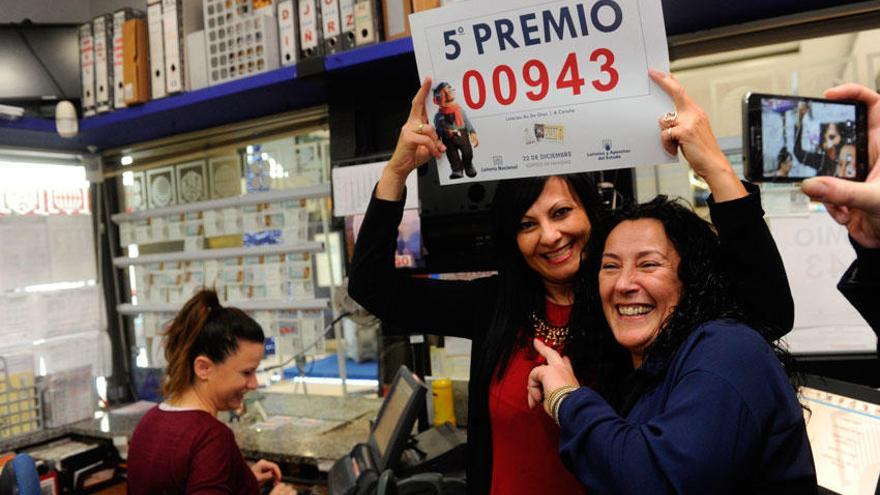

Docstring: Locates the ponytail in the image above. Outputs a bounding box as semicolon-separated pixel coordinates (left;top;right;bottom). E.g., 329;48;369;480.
162;289;264;399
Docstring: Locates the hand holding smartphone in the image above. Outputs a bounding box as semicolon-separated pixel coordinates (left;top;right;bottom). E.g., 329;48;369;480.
742;93;868;182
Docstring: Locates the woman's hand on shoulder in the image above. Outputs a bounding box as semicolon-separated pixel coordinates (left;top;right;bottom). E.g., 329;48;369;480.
649;69;747;202
377;77;447;201
251;459;282;485
527;339;580;410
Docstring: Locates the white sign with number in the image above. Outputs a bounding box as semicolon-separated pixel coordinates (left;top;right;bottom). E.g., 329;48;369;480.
409;0;675;184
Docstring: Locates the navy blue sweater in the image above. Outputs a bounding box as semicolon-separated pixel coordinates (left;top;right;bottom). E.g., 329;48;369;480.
557;319;816;494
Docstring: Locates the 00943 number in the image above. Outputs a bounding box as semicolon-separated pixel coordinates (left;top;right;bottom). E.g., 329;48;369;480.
461;48;618;110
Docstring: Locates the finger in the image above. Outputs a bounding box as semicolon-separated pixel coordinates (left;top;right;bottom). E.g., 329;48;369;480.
801;177;880;212
648;68;688;108
661;126;679;156
270;463;282;481
658;114;676;130
528;385;544;409
419;123;442;144
825;202;851;225
410;132;443;157
527;368;544;408
409;77;433;121
533;339;564;365
824;83;880;106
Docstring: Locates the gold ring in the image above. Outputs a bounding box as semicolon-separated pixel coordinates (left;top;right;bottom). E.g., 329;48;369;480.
663;111;677;124
417;123;425;134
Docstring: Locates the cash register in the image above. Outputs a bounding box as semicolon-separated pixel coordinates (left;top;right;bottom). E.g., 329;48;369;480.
328;366;466;495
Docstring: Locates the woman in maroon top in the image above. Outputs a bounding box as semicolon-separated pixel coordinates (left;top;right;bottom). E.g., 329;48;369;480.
128;290;296;495
349;73;794;494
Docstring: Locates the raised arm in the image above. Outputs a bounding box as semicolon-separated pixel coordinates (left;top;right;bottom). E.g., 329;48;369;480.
349;78;496;339
649;70;794;338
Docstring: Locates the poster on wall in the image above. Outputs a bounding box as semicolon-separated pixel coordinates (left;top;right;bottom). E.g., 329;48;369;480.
176;160;209;204
209;156;243;199
409;0;675;184
146;166;177;209
124;171;148;212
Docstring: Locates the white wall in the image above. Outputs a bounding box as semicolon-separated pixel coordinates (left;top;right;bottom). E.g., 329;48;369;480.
0;0;93;23
0;0;145;24
89;0;147;17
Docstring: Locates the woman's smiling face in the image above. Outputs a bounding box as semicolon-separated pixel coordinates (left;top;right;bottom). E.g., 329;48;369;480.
599;219;682;368
516;176;591;292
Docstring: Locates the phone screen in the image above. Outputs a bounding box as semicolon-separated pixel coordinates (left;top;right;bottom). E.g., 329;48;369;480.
744;93;867;182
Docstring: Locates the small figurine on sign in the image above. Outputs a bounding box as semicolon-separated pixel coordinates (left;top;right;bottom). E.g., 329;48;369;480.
433;82;479;179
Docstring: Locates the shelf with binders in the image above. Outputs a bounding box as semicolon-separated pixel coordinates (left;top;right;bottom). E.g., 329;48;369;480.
0;37;421;153
324;36;415;72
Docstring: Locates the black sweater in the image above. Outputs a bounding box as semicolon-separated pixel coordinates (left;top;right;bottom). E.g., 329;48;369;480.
348;184;794;495
838;239;880;352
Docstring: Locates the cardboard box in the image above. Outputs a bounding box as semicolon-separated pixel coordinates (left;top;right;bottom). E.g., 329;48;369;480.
123;18;151;105
381;0;411;40
412;0;440;12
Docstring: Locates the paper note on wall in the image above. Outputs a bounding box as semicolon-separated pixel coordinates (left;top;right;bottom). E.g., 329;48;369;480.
47;214;97;283
0;216;52;291
331;161;419;217
43;285;104;339
0;293;47;345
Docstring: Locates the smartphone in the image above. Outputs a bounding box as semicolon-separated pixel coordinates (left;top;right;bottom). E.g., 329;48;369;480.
742;92;868;182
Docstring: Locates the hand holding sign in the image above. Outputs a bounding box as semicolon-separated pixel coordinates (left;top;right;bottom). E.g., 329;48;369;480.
376;78;446;201
650;69;747;202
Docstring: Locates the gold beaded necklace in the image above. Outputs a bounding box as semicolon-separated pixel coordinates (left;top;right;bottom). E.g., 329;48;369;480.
529;311;571;348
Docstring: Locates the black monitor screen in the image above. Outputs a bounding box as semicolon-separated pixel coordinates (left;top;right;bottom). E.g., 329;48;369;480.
0;24;81;102
368;366;425;472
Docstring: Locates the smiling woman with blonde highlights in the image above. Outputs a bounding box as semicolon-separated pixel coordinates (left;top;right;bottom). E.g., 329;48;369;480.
127;290;296;495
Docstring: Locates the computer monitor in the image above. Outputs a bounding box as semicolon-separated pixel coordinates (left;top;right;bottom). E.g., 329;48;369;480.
799;375;880;495
368;366;427;472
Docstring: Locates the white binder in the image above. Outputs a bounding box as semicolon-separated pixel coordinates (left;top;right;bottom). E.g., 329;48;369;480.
321;0;342;54
93;14;113;113
354;0;378;46
185;30;207;91
340;0;355;49
147;0;166;99
278;0;298;66
298;0;323;59
163;0;204;94
79;23;96;116
112;11;127;109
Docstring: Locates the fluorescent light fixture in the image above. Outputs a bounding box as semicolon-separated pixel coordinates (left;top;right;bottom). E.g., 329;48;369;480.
0;161;88;188
121;155;134;166
20;280;93;293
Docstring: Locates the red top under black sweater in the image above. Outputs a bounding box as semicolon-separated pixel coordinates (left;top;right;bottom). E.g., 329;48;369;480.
128;406;259;495
489;300;586;495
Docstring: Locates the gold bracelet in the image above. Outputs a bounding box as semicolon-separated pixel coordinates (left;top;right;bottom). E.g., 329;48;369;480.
543;385;579;418
552;387;578;426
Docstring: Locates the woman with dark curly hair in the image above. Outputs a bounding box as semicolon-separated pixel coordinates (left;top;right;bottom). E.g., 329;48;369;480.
527;197;816;494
